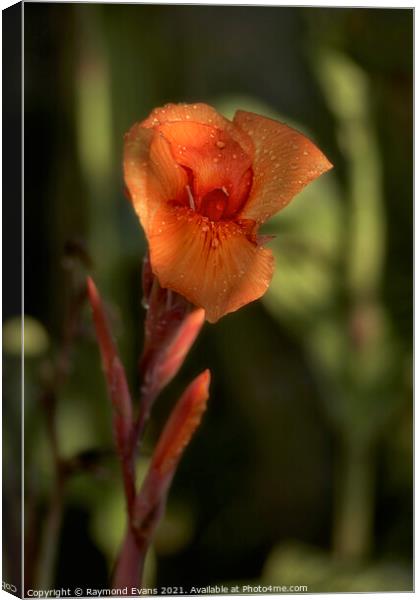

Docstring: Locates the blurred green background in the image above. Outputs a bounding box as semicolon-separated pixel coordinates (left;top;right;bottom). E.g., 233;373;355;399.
10;3;414;593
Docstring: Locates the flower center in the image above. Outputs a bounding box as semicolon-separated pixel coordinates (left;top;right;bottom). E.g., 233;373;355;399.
158;121;254;222
199;188;229;221
180;167;253;222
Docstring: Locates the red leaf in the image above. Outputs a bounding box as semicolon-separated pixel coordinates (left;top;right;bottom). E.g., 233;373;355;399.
151;369;210;476
141;300;205;401
132;370;210;532
87;277;133;456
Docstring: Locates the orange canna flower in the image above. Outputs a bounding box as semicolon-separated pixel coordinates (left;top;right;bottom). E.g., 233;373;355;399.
124;103;332;323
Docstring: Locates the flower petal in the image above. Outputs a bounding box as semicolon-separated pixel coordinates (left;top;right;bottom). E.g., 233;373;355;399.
142;102;255;157
147;205;274;323
234;110;333;223
124;124;188;230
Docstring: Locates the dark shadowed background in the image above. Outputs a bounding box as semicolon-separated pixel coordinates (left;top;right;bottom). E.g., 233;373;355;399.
7;3;413;593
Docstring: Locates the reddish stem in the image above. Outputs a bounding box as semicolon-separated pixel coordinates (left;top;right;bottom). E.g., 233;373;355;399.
88;269;208;589
113;371;210;589
87;277;136;513
112;527;147;592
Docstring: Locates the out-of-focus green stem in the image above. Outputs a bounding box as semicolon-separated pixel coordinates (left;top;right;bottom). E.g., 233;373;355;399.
333;438;374;562
35;473;65;589
34;277;87;590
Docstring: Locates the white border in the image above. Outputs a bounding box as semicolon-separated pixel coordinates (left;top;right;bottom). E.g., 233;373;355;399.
0;1;414;599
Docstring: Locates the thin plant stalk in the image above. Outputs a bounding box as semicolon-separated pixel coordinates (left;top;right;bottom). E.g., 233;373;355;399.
87;271;207;589
333;438;374;562
35;276;87;589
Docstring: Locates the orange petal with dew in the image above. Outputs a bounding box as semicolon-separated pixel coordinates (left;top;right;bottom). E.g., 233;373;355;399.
124;124;188;230
147;205;274;323
234;110;333;223
142;102;254;157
